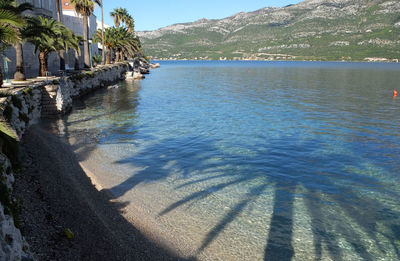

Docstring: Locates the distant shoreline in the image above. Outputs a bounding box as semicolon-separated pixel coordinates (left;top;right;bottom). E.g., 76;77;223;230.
151;59;400;64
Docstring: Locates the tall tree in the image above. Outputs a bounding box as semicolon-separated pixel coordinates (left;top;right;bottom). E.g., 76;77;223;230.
93;27;113;64
57;24;80;70
125;14;134;33
74;34;82;69
70;0;94;68
93;0;104;65
110;7;129;27
13;2;33;81
110;7;135;34
93;27;140;64
0;0;32;81
106;7;142;63
56;0;61;22
55;0;67;71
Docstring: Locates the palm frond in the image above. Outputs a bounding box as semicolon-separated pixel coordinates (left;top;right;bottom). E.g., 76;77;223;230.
0;9;25;26
93;0;102;7
0;26;19;46
70;0;94;16
0;8;24;46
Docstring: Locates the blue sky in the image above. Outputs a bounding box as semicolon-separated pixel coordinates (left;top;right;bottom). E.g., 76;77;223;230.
93;0;303;31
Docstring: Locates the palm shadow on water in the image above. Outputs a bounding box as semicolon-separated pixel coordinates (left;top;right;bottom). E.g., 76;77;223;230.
106;133;400;261
47;80;400;260
43;83;147;162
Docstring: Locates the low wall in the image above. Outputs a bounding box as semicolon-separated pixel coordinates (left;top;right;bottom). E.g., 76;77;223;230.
0;63;128;260
43;63;128;116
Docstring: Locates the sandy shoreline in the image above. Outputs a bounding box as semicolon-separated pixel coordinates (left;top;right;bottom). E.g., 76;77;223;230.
69;133;210;261
14;125;187;261
77;160;195;260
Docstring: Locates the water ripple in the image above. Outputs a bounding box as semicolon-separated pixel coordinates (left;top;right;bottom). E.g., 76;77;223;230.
59;61;400;260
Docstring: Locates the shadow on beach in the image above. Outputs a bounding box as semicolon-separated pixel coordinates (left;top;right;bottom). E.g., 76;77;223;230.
14;125;192;261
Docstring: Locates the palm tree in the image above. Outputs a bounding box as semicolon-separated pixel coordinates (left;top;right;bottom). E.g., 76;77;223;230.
114;27;140;61
26;17;77;76
125;14;135;33
92;27;114;64
0;0;26;86
70;0;95;68
72;34;83;70
19;17;52;76
3;0;34;81
93;26;140;64
93;0;104;65
110;8;121;27
110;7;129;27
55;0;67;71
25;17;59;76
0;0;33;81
56;0;61;22
57;25;80;67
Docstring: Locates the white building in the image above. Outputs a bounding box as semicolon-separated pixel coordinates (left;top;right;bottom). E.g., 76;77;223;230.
61;0;100;69
1;0;105;80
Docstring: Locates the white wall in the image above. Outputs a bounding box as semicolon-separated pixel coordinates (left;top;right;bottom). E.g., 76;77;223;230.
62;11;100;64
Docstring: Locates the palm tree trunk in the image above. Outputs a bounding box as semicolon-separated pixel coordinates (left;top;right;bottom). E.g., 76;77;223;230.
115;50;120;63
118;50;122;62
39;52;48;77
101;1;105;65
74;49;80;70
60;50;66;70
56;0;65;71
106;48;111;64
14;42;25;81
83;15;90;68
0;69;3;88
56;0;61;22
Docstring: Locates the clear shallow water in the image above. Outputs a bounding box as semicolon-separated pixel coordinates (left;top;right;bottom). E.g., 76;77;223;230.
54;61;400;260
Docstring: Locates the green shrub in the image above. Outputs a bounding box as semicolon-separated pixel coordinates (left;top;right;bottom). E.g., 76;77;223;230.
92;54;102;65
70;73;85;83
22;88;33;96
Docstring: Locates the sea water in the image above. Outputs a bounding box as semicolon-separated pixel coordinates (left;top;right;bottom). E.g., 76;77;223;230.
51;61;400;260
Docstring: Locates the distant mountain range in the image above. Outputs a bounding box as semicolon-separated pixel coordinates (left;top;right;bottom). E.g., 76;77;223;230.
137;0;400;61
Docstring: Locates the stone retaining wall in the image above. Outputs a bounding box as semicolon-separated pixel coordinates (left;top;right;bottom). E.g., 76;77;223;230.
0;63;128;260
0;153;32;260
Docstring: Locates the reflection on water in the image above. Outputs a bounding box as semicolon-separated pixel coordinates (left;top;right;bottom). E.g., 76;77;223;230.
48;61;400;260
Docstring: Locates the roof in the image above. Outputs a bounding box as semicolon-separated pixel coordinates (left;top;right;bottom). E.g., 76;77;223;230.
61;0;74;11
